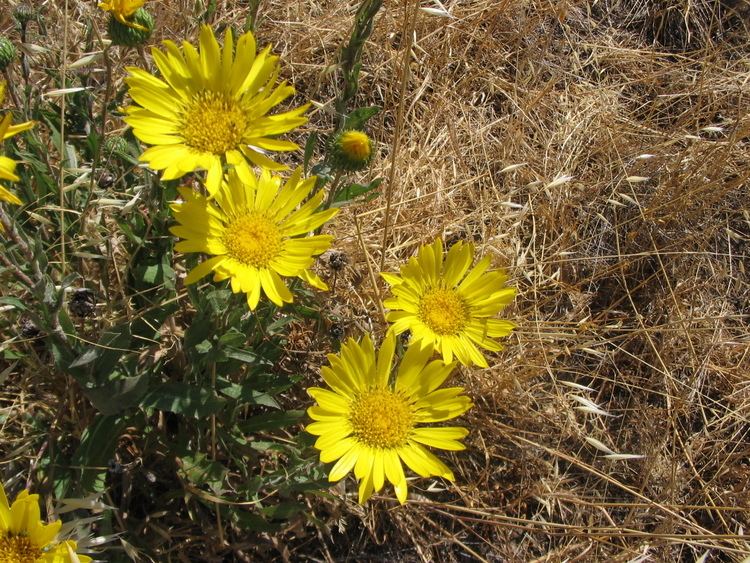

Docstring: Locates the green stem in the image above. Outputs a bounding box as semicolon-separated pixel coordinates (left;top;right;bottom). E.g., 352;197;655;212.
245;0;262;32
80;35;114;222
323;169;345;211
335;0;384;130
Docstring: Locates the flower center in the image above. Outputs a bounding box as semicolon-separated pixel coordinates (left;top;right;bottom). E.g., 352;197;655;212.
0;534;41;563
339;131;371;161
349;389;413;449
419;287;469;335
223;212;282;268
180;91;248;155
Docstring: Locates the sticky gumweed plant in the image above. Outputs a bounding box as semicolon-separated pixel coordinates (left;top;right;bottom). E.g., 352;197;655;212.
0;1;515;558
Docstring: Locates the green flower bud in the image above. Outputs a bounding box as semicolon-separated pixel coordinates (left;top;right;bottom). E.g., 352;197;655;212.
0;37;17;72
330;129;374;172
104;135;129;156
13;4;36;26
107;8;155;48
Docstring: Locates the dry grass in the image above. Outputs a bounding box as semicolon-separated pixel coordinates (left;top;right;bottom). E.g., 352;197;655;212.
2;0;750;560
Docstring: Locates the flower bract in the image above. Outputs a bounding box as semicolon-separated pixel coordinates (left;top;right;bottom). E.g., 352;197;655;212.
0;112;34;205
125;25;309;196
107;8;154;46
0;483;91;562
382;238;516;368
98;0;148;30
171;168;338;310
306;332;472;504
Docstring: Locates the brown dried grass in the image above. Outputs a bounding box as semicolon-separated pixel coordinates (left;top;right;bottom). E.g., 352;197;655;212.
2;0;749;560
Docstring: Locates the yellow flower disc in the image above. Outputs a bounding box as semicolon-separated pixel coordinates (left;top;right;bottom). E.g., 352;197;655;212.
0;534;41;562
349;389;414;449
418;287;469;336
180;92;248;155
223;212;282;268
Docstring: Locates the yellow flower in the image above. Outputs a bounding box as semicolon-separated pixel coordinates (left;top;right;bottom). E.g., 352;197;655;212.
171;168;338;310
382;238;516;368
330;130;373;171
306;332;472;504
124;26;309;196
0;112;34;205
0;483;91;563
98;0;148;30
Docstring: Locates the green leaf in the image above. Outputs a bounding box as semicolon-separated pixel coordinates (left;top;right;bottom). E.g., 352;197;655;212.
185;316;213;350
69;322;132;380
231;510;279;532
179;452;227;492
261;501;304;521
141;383;226;418
218;328;246;348
194;339;213;354
204;288;232;315
311;163;333;185
343;106;380;130
0;296;27;311
332;177;382;207
224;346;272;366
60;273;79;290
303;132;318;174
82;373;150;416
71;415;126;493
239;410;304;433
141;263;161;284
216;379;280;408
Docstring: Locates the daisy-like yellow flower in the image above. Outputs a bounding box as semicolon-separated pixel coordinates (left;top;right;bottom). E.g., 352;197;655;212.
124;26;309;196
306;332;472;504
0;112;34;205
382;238;516;368
171;167;338;310
0;483;91;562
98;0;147;30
